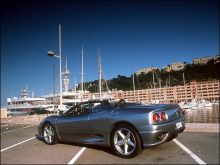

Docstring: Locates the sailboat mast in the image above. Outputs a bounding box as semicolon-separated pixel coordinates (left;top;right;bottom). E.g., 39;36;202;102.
98;50;102;100
153;70;156;103
65;56;68;73
169;75;171;87
59;24;63;109
81;45;84;101
183;72;187;102
25;84;28;92
133;72;136;102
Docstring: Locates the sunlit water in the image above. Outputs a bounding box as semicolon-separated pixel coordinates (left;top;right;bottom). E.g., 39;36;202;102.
184;104;219;123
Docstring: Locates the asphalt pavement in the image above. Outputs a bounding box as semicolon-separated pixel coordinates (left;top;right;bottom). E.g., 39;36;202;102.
0;123;219;164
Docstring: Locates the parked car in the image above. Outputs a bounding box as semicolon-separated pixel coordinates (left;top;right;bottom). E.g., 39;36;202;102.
38;99;185;158
7;109;30;116
30;108;51;115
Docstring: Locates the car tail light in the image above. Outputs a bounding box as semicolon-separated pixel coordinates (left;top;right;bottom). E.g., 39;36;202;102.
152;113;160;122
161;112;166;121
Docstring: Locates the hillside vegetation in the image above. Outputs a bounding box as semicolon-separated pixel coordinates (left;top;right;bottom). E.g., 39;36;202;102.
80;59;220;92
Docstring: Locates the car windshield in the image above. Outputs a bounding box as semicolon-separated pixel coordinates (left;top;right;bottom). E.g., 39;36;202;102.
64;99;131;116
64;101;107;116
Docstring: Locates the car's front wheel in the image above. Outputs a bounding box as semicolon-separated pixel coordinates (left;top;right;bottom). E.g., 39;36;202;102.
111;124;142;158
43;123;57;145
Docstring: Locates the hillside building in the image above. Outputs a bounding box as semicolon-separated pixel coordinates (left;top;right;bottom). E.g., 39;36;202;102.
136;67;158;75
170;62;186;71
193;56;212;65
163;62;186;72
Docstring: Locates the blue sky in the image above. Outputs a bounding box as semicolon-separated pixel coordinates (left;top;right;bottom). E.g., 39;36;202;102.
1;0;219;106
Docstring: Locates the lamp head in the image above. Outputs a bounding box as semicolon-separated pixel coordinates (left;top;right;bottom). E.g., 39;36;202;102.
47;50;55;57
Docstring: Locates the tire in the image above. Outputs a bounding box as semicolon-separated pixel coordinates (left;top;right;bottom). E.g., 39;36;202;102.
111;124;142;158
42;123;57;145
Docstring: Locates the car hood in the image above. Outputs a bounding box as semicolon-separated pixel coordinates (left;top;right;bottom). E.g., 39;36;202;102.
40;115;59;125
45;115;59;120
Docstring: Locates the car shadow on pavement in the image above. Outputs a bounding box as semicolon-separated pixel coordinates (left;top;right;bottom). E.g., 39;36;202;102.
35;134;43;141
35;134;115;156
63;142;115;156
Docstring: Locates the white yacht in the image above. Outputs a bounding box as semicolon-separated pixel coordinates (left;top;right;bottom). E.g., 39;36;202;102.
6;86;49;116
197;99;213;108
181;99;197;111
41;90;88;108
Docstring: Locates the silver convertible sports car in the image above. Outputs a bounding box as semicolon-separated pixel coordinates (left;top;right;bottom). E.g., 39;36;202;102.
38;99;185;158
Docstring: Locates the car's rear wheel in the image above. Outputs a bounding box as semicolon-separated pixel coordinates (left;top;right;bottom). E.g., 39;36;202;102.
111;124;142;158
43;123;57;145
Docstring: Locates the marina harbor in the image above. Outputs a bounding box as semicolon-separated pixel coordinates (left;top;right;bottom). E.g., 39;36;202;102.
2;79;219;118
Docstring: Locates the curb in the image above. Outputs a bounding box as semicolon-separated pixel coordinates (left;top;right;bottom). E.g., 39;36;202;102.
1;114;52;125
185;123;219;133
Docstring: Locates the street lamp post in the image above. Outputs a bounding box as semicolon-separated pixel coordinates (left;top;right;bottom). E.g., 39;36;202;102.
47;24;63;113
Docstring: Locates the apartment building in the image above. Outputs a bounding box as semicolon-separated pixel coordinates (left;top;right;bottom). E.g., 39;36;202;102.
193;56;212;65
163;62;186;72
136;67;158;75
214;55;220;64
125;80;219;103
84;80;219;104
170;62;186;71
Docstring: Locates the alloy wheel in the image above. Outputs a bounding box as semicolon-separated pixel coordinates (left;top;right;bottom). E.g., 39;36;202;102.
43;124;55;144
114;128;136;156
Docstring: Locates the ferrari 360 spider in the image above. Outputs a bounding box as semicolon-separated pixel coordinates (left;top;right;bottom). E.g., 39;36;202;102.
38;99;185;158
